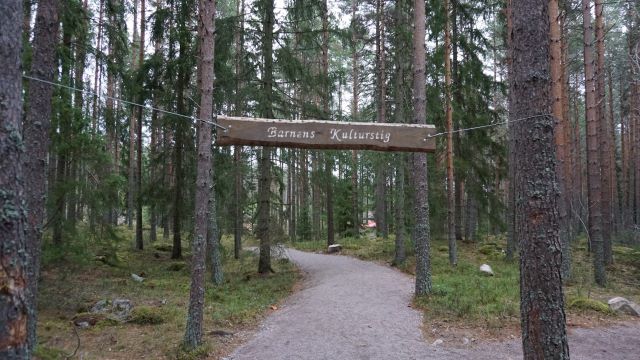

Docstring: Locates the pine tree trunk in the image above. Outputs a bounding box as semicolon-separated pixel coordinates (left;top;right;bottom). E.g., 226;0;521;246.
511;1;570;357
351;0;359;237
444;0;456;265
0;2;29;357
258;0;274;274
22;0;59;351
595;0;612;264
412;0;432;296
583;0;606;286
550;0;570;278
135;0;146;250
127;0;140;229
374;0;387;239
505;0;517;261
183;0;216;349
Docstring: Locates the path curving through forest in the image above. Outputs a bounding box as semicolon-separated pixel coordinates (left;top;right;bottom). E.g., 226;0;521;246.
226;249;640;360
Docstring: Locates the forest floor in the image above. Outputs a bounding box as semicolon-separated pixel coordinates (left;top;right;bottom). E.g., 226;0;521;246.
228;246;640;359
33;227;300;360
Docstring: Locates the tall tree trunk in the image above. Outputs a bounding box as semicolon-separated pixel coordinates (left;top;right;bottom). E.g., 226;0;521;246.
444;0;456;265
412;0;432;296
321;0;334;247
582;0;606;286
506;0;517;261
128;0;140;229
374;0;387;239
0;1;29;357
22;0;59;352
607;67;619;233
233;0;245;258
135;0;146;250
351;0;359;237
550;0;570;278
92;0;104;132
258;0;274;274
595;0;612;264
511;1;570;358
452;0;464;242
183;0;215;349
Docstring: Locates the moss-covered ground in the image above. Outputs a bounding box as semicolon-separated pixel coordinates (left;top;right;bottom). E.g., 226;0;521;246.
34;227;299;359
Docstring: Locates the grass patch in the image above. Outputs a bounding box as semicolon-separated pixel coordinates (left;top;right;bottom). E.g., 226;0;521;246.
37;228;300;359
128;306;166;325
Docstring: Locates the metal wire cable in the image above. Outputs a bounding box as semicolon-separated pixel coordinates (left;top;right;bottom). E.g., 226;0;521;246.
426;113;554;138
22;74;227;131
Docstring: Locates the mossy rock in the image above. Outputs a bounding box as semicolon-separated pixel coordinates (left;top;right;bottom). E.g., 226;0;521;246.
128;306;166;325
153;243;173;252
437;246;448;252
568;297;614;315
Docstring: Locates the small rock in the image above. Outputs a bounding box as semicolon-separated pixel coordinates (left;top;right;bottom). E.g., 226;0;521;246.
75;321;91;329
91;299;109;313
432;339;444;346
479;264;494;276
112;299;133;320
328;244;342;253
608;297;640;316
131;273;145;282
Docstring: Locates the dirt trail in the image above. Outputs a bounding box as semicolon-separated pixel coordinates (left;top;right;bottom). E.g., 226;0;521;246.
226;249;640;359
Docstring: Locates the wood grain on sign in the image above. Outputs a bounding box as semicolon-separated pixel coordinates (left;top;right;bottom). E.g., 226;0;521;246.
215;116;436;152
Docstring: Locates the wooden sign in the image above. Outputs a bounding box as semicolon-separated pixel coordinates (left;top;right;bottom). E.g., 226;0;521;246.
215;116;436;152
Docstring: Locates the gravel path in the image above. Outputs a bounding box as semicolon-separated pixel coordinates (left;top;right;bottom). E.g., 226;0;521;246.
227;249;640;360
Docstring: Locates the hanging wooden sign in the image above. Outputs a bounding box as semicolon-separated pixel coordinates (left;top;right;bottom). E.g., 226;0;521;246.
215;116;436;152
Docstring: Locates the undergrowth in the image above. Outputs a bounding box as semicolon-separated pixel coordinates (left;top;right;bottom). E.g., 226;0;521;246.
36;228;299;359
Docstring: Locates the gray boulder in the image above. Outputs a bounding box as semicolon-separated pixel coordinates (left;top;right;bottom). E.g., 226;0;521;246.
608;297;640;316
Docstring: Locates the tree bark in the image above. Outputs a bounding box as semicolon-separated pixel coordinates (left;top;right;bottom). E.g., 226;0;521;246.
595;0;612;264
444;0;457;265
351;0;359;237
412;0;432;296
22;0;59;351
511;1;570;358
258;0;274;274
183;0;216;349
0;1;29;357
550;0;570;278
135;0;146;250
582;0;606;286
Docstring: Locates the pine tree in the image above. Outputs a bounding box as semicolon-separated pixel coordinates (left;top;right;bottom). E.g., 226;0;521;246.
0;1;29;357
510;0;569;357
412;0;432;296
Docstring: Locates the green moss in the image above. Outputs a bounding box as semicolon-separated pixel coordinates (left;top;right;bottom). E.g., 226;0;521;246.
33;345;68;360
128;306;166;325
567;297;614;315
174;344;211;360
